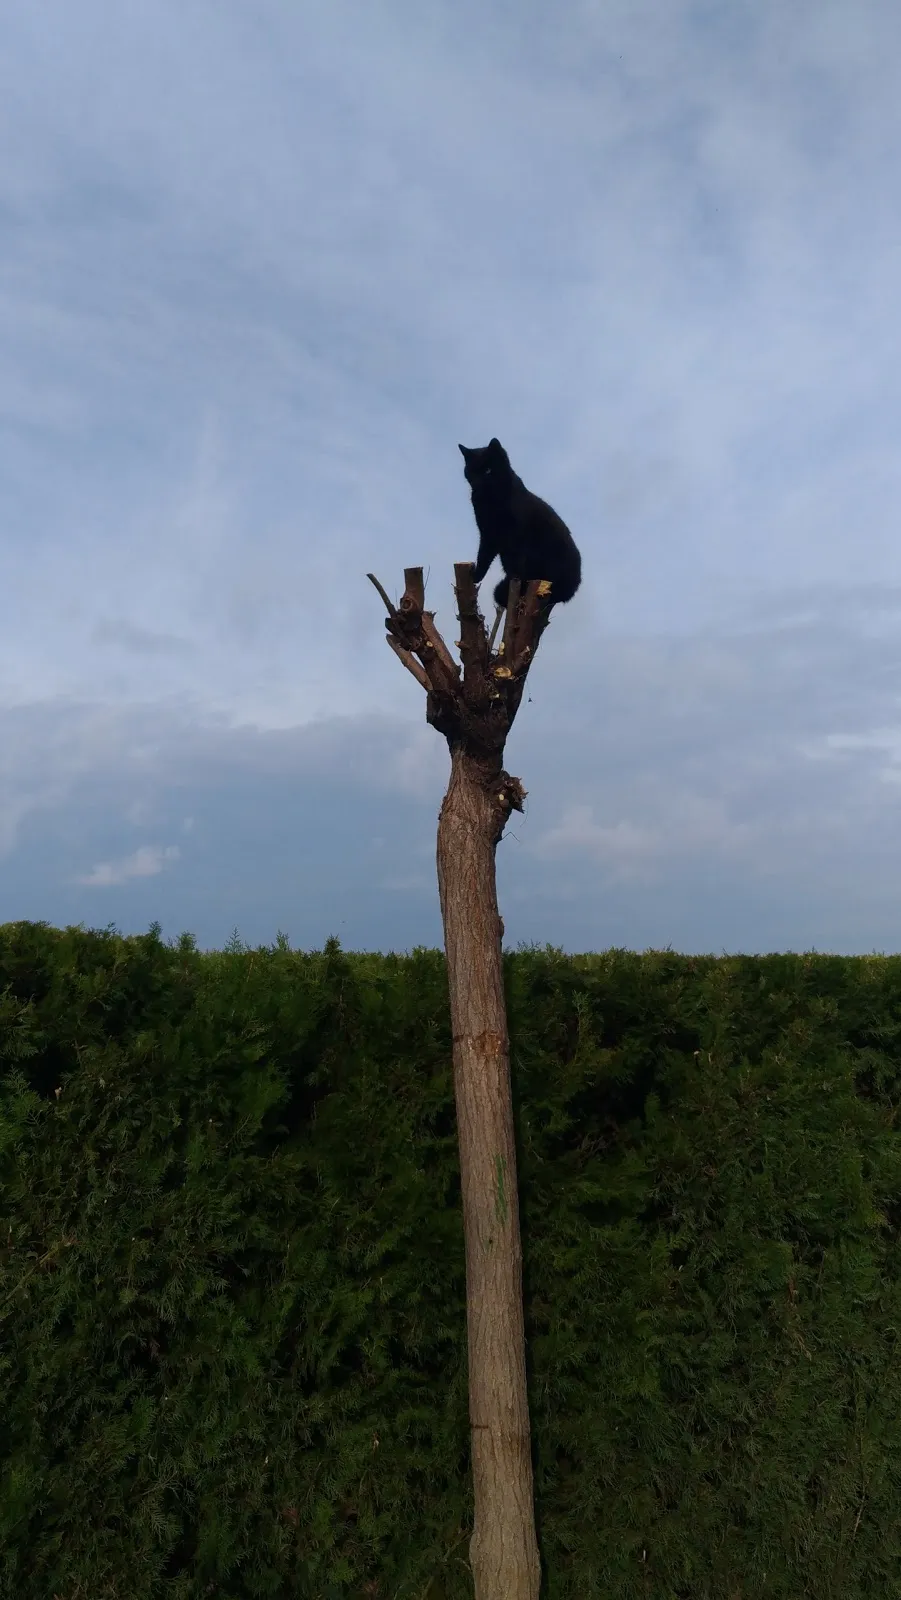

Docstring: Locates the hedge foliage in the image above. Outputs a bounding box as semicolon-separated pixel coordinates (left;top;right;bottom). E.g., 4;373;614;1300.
1;919;901;1597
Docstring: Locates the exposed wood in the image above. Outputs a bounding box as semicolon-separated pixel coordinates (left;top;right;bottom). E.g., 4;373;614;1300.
487;604;504;653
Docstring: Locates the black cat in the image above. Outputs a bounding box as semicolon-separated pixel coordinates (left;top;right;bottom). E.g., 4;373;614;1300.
459;437;582;610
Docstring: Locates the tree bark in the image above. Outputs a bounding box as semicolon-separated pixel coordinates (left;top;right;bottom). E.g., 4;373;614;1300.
437;746;540;1598
368;563;553;1598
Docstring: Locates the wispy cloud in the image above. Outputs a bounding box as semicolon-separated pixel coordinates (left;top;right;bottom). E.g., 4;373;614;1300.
91;620;193;657
531;800;757;881
76;844;181;888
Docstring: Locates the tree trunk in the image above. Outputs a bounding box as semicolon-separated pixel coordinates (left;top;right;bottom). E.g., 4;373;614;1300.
368;564;552;1598
437;745;541;1600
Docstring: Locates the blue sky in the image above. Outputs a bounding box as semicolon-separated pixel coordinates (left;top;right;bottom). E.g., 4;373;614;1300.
3;0;901;953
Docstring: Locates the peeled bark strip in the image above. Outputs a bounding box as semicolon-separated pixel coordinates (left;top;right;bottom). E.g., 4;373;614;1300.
368;562;552;1599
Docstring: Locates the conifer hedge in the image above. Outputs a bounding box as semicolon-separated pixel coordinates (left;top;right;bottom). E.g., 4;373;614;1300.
1;919;900;1597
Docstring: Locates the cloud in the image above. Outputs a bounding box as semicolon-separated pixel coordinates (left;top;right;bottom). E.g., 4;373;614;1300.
91;619;193;657
531;798;757;881
0;588;900;952
76;844;181;888
533;809;660;876
2;1;901;950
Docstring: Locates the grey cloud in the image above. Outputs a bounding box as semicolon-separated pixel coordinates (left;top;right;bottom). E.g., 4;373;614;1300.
499;589;901;950
91;619;193;656
2;1;901;951
76;844;181;888
2;591;901;952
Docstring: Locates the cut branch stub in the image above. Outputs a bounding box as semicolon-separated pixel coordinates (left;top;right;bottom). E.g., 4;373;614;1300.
402;567;425;611
454;562;491;704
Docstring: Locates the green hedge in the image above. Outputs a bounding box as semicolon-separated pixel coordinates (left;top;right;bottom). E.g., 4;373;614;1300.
1;919;900;1597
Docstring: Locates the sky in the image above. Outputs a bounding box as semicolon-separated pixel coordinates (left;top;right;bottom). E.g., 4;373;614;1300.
3;0;901;954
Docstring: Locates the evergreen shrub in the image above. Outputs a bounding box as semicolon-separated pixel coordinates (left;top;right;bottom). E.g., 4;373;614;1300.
1;920;900;1597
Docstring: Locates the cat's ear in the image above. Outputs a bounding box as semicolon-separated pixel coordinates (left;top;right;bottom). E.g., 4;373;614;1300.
487;437;504;456
458;443;471;458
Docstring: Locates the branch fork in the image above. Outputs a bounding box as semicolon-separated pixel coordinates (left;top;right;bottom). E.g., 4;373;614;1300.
367;563;552;825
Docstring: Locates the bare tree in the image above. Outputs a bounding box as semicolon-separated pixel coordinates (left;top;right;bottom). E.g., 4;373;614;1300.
367;562;553;1599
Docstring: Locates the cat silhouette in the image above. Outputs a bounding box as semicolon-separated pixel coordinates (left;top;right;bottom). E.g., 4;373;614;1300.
459;438;581;611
